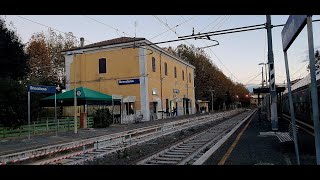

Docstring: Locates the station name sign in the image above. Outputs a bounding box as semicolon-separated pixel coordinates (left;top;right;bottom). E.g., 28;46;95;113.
28;84;56;94
118;78;140;85
281;15;308;51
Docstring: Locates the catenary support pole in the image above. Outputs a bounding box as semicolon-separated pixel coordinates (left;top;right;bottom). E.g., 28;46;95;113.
306;16;320;165
266;15;278;130
283;51;300;165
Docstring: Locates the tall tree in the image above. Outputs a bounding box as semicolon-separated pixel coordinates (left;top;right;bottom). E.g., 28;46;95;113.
0;18;28;79
0;17;29;127
25;30;78;121
175;43;249;110
26;29;78;87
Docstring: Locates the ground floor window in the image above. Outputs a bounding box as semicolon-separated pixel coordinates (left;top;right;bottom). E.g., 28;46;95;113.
125;102;135;115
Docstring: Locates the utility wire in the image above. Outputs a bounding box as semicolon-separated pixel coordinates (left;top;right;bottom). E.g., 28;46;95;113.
153;15;192;46
214;16;231;32
244;72;262;86
150;15;197;40
83;15;133;37
16;15;94;44
199;15;223;33
180;16;238;82
209;15;229;32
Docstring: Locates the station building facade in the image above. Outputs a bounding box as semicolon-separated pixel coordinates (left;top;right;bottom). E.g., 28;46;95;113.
63;37;196;123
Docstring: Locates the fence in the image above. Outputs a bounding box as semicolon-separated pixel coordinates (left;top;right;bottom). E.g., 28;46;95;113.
0;117;94;139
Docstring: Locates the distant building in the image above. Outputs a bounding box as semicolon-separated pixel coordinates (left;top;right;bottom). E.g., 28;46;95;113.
196;100;209;113
63;37;196;123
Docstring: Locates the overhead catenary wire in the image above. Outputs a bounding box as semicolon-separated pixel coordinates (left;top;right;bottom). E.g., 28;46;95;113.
244;72;262;86
199;15;223;33
153;15;192;47
209;15;230;32
180;16;238;82
150;15;198;40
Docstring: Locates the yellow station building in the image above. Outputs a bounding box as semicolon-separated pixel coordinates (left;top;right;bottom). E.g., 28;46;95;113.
63;37;196;123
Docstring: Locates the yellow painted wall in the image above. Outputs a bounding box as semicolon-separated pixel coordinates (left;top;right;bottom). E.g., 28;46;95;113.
69;48;141;110
147;50;195;113
66;45;194;117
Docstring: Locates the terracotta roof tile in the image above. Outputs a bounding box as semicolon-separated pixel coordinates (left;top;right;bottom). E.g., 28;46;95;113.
64;37;145;51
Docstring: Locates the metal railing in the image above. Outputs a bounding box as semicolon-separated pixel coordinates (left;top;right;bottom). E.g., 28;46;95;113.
0;117;94;139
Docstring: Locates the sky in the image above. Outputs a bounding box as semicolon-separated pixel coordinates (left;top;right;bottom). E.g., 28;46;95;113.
2;15;320;88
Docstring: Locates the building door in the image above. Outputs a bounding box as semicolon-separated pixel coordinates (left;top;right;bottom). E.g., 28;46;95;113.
175;102;178;116
185;99;189;115
153;102;157;120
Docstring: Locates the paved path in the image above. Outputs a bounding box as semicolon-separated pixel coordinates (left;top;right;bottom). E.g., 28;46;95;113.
205;111;317;165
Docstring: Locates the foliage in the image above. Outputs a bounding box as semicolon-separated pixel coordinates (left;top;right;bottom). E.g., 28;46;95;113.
25;29;78;120
0;78;27;128
93;108;113;128
26;29;78;88
307;50;320;71
0;18;29;128
0;17;29;80
174;44;250;110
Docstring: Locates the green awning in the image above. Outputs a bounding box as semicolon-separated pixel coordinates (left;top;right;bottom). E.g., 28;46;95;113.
41;87;113;101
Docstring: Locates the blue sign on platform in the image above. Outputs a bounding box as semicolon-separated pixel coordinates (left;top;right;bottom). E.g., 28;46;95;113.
281;15;308;51
118;79;140;85
28;85;56;94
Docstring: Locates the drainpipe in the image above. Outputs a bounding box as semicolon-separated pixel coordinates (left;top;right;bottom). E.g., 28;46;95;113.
160;53;163;119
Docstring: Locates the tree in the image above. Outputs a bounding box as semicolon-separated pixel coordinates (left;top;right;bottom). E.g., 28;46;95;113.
0;17;29;79
0;17;29;127
25;30;78;121
26;29;78;88
307;50;320;72
93;109;113;128
174;43;249;110
0;78;27;128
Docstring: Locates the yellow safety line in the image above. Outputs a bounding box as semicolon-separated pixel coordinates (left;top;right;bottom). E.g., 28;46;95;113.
218;115;254;165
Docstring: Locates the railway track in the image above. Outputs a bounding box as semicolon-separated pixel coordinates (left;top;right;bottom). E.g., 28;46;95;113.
137;109;256;165
0;109;244;165
48;110;243;165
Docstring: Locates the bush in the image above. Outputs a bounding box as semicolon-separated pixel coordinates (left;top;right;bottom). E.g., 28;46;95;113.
93;108;113;128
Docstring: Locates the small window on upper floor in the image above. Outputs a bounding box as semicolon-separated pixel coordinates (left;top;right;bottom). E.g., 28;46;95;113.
152;57;156;72
174;66;177;78
189;73;191;83
99;58;106;74
182;70;184;81
164;62;168;76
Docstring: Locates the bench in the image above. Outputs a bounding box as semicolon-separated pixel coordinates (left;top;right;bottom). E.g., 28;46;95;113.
276;132;293;143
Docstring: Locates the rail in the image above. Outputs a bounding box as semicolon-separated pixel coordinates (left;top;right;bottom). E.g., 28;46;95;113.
0;109;242;165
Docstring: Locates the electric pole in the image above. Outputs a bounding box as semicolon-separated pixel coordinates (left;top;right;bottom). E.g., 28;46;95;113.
266;15;278;131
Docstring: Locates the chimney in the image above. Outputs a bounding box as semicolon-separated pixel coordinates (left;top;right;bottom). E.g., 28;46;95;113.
80;37;84;48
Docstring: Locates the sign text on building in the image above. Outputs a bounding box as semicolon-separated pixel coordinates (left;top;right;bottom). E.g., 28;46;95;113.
118;79;140;85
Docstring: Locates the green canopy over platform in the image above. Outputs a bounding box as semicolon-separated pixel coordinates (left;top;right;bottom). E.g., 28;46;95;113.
41;87;122;106
42;87;113;101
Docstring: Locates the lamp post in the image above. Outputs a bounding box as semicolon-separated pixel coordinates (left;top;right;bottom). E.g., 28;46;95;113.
210;89;215;112
67;51;83;134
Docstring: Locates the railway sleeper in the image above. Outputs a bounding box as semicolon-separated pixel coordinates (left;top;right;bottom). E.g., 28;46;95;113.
147;160;177;165
159;154;186;158
153;156;182;161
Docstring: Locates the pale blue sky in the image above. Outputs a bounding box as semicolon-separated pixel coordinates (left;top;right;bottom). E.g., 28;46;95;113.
2;15;320;86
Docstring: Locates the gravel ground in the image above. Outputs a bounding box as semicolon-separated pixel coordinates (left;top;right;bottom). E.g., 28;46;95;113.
0;112;219;156
85;115;235;165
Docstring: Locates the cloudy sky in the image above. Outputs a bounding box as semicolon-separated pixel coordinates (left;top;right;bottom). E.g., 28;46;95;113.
2;15;320;87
